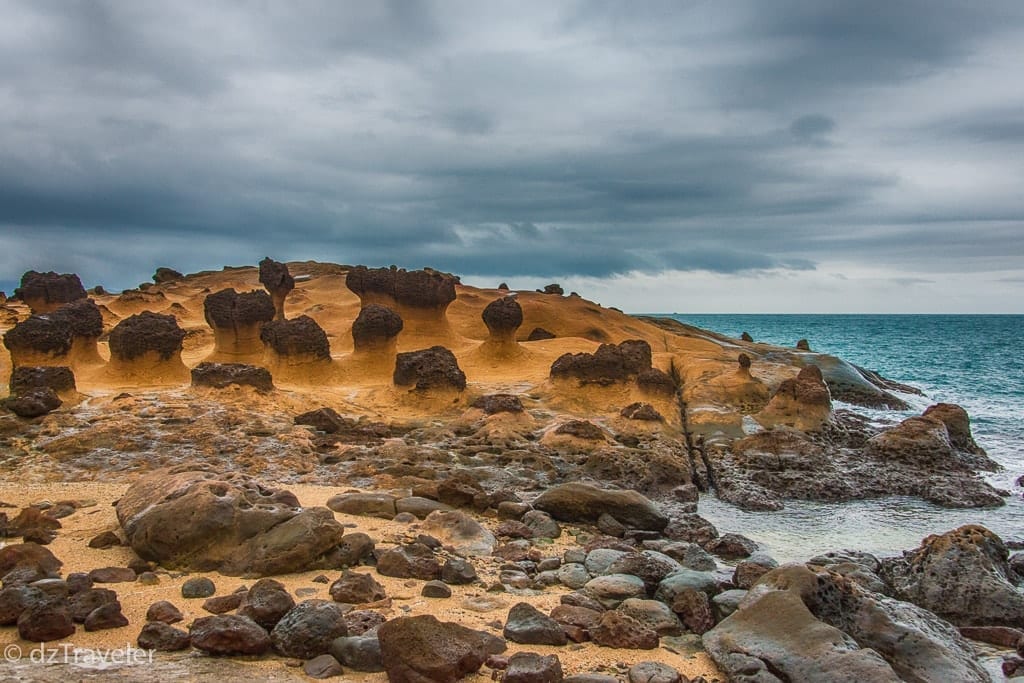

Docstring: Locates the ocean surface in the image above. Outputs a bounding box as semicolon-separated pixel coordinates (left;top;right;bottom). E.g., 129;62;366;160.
656;314;1024;562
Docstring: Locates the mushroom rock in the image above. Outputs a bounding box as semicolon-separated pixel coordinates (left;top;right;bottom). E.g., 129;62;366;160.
737;353;752;372
755;365;832;432
541;284;564;295
345;266;459;342
479;296;525;358
107;311;189;383
258;258;295;321
14;271;87;314
2;315;74;368
351;304;403;355
203;288;276;361
550;340;653;385
260;315;332;378
497;282;509;291
393;346;466;392
152;268;184;284
52;299;105;366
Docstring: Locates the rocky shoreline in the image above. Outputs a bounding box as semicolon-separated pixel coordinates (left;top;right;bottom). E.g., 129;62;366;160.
1;262;1022;681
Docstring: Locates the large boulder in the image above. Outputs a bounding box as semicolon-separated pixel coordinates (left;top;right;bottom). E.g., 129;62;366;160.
755;365;832;432
260;315;331;369
258;257;295;320
203;288;276;359
2;315;74;366
377;615;506;683
271;599;349;659
922;403;986;456
881;525;1024;628
393;346;466;391
532;484;668;531
107;311;188;380
189;614;272;655
2;388;62;418
115;469;348;576
351;304;403;353
550;340;653;385
9;366;76;396
14;271;87;314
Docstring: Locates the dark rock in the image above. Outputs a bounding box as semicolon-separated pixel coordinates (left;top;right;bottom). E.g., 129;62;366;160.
333;532;376;567
237;578;295;630
304;653;345;679
204;288;275;329
542;284;564;295
89;566;136;583
2;388;62;418
441;557;478;585
560;592;607;613
583;574;646;608
296;407;350;434
436;472;484;508
671;588;716;634
0;585;45;626
88;530;122;549
654;570;719;605
377;614;506;683
733;555;779;589
10;366;76;395
522;510;561;539
258;258;295;320
664;515;719;545
393;346;467;391
395;496;453;518
260;315;331;359
796;338;811;351
376;543;441;580
182;577;217;598
69;588;118;622
191;362;273;391
346;266;458;310
627;661;680;683
533;483;668;531
153;267;183;284
330;571;386;604
620;402;663;421
882;524;1024;627
344;610;386;636
0;543;62;584
84;601;129;631
660;543;717;572
590;611;659;649
146;600;183;624
617;598;683;636
605;551;683;595
329;634;384;672
636;368;676;395
505;652;564;683
550;340;653;384
471;393;524;414
1003;657;1024;678
17;602;76;642
189;614;273;655
137;621;191;651
741;332;754;342
203;592;246;614
271;599;349;659
482;296;523;335
550;604;602;631
108;311;185;361
352;304;403;350
65;572;93;594
704;533;757;560
504;602;569;646
422;580;452;598
527;328;556;341
15;271;87;312
555;420;606;440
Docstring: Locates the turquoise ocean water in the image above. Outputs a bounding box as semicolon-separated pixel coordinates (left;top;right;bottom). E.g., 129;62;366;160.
657;314;1024;562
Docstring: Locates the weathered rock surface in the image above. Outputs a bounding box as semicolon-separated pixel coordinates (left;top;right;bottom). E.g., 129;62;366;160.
393;346;466;391
346;266;459;311
377;615;506;683
191;362;273;392
189;614;273;655
137;621;191;651
108;311;187;361
755;365;832;432
9;366;76;395
15;271;87;313
237;579;295;630
2;388;62;418
258;257;294;320
270;599;349;659
550;340;653;384
352;304;404;351
329;571;386;604
260;315;331;360
532;483;668;531
504;602;568;646
422;510;496;557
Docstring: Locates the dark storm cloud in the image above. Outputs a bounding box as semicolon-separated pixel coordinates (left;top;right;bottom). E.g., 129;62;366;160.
0;0;1022;306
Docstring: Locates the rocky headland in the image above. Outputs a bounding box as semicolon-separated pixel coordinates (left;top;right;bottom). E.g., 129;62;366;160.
1;261;1021;682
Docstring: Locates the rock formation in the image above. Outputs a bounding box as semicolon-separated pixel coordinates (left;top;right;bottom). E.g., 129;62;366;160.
393;346;466;392
345;266;458;343
52;299;105;365
550;340;653;385
203;288;276;361
9;366;76;398
351;304;403;357
258;258;294;320
260;315;332;378
191;362;274;392
478;295;525;358
755;365;832;432
152;268;183;284
527;327;556;341
107;311;189;382
14;271;87;314
2;315;73;368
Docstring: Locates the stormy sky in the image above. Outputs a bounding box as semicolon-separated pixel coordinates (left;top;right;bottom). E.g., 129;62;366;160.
1;1;1023;312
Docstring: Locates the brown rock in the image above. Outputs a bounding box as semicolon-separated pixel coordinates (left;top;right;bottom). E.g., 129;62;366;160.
258;258;295;320
527;327;556;341
137;621;191;651
377;614;507;683
108;311;186;361
636;368;676;396
237;578;295;630
0;543;62;583
189;614;272;655
671;589;715;634
550;340;652;384
620;402;663;421
589;611;659;649
9;366;76;396
191;362;274;392
260;315;331;360
329;571;387;604
84;601;129;631
152;267;183;283
393;346;466;391
15;271;87;313
351;304;403;351
146;600;183;624
346;266;458;311
471;394;525;415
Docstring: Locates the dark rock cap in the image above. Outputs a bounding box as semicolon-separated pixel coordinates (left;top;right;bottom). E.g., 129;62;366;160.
191;363;273;392
346;266;458;309
796;339;811;351
541;284;564;295
637;368;676;395
52;299;104;339
550;339;653;383
482;296;523;335
2;316;74;356
14;271;87;310
258;258;295;295
108;311;186;361
3;388;62;418
527;327;556;341
738;353;752;369
153;268;183;284
394;346;467;391
10;366;76;395
260;316;331;359
352;304;403;350
471;394;524;415
203;288;276;328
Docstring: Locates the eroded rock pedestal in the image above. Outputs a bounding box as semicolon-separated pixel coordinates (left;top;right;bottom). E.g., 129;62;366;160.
258;258;294;321
106;311;189;383
346;266;459;344
203;288;276;362
14;271;87;314
259;315;332;381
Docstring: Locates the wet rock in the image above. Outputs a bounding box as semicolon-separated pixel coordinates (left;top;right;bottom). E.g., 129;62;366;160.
237;578;295;630
617;598;683;636
152;267;183;284
351;304;403;351
260;315;331;360
84;601;129;631
882;524;1024;627
441;557;478;585
191;362;273;392
704;533;757;560
137;621;191;651
17;602;76;642
620;402;663;421
346;266;458;311
189;614;273;656
258;257;295;320
329;571;386;604
590;611;659;649
504;602;568;646
116;469;347;576
326;492;397;519
472;393;525;414
755;365;832;432
527;328;556;341
89;566;136;583
271;599;349;659
146;600;183;624
583;574;647;609
505;651;564;683
182;577;217;598
9;366;76;396
671;588;716;635
108;311;186;361
393;346;467;391
422;580;452;598
550;340;652;384
69;588;118;622
2;388;62;418
533;483;668;531
377;614;506;683
627;661;680;683
422;509;496;557
329;634;384;672
375;543;441;580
